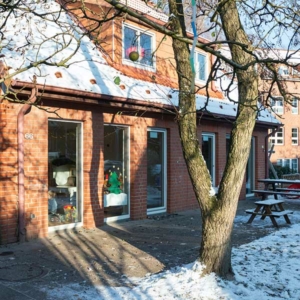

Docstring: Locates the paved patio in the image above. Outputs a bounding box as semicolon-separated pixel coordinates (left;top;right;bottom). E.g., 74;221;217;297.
0;198;299;299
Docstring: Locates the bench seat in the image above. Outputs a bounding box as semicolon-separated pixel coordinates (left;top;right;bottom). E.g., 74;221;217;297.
245;209;293;217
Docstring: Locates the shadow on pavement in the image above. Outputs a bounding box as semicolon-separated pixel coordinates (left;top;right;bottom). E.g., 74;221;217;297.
0;198;299;299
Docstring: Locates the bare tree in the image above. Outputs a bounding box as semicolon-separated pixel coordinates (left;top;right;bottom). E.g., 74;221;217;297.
2;0;300;278
98;0;300;278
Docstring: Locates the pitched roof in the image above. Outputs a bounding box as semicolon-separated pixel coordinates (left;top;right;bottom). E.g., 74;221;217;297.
1;0;280;125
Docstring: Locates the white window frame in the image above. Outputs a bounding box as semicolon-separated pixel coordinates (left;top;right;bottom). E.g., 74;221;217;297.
277;158;298;173
278;66;289;77
270;96;284;115
292;97;298;114
292;128;298;145
270;127;284;145
195;51;208;82
147;128;167;215
122;23;156;71
202;133;216;186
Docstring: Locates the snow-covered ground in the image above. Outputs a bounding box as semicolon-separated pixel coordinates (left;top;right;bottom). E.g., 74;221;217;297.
40;201;300;300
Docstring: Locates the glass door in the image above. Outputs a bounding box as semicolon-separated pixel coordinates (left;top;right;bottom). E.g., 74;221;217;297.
246;138;255;195
147;129;167;213
202;133;216;186
48;120;82;228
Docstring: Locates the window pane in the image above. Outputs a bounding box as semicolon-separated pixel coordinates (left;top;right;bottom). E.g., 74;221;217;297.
284;159;290;167
292;128;298;144
104;125;129;218
140;33;153;66
292;159;298;172
48;121;81;227
292;98;298;114
270;97;284;114
124;27;137;59
277;128;283;137
197;53;206;81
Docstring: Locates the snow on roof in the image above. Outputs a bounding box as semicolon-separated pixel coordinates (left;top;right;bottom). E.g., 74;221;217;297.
119;0;169;22
1;0;280;125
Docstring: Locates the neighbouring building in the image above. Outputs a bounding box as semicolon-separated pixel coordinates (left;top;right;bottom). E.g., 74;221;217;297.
0;0;280;244
258;49;300;175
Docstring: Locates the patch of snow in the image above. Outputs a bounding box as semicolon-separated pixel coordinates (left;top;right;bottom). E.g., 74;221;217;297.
38;208;300;299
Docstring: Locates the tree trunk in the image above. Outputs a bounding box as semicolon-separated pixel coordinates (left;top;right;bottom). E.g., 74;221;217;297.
169;0;259;277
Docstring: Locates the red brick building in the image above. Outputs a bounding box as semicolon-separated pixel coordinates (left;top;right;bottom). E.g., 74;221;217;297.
0;0;280;244
256;48;300;173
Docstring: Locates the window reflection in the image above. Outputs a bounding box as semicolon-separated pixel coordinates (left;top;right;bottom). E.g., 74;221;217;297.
104;125;129;218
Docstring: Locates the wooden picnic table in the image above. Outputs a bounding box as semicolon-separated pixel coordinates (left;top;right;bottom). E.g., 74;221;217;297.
252;178;300;200
245;199;293;227
258;178;300;190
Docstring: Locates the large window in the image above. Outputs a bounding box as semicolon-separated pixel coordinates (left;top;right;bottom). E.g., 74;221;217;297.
123;24;154;68
292;128;298;145
195;52;207;81
103;125;130;219
270;127;284;145
277;158;298;173
48;121;82;228
270;96;284;115
292;98;298;114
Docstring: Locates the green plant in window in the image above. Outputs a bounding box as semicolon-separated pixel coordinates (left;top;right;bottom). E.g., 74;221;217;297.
108;171;121;194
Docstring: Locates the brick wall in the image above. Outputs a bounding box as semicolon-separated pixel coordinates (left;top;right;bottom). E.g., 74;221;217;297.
0;102;19;244
0;101;268;244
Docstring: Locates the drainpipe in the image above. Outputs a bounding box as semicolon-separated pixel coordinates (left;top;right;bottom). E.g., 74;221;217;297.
17;76;38;242
264;125;282;179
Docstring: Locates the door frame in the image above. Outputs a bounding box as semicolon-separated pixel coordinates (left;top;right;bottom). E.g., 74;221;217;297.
48;119;83;232
246;137;255;197
202;133;216;187
147;128;167;215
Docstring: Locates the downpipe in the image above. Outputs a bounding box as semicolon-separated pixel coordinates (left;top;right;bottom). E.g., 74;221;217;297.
264;126;282;178
17;76;38;242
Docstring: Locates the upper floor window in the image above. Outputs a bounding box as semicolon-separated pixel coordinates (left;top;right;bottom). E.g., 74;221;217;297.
195;52;207;82
270;96;284;115
278;66;289;76
270;127;284;145
292;97;298;114
292;128;298;145
123;24;154;68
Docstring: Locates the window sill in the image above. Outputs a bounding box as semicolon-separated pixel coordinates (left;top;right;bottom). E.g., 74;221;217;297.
122;59;156;72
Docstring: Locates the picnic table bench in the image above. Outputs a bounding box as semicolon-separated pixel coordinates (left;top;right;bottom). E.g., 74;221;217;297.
246;199;293;227
253;178;300;200
252;189;300;200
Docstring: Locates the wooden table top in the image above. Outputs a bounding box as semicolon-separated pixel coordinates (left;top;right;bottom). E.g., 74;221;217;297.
255;199;284;206
258;178;300;185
